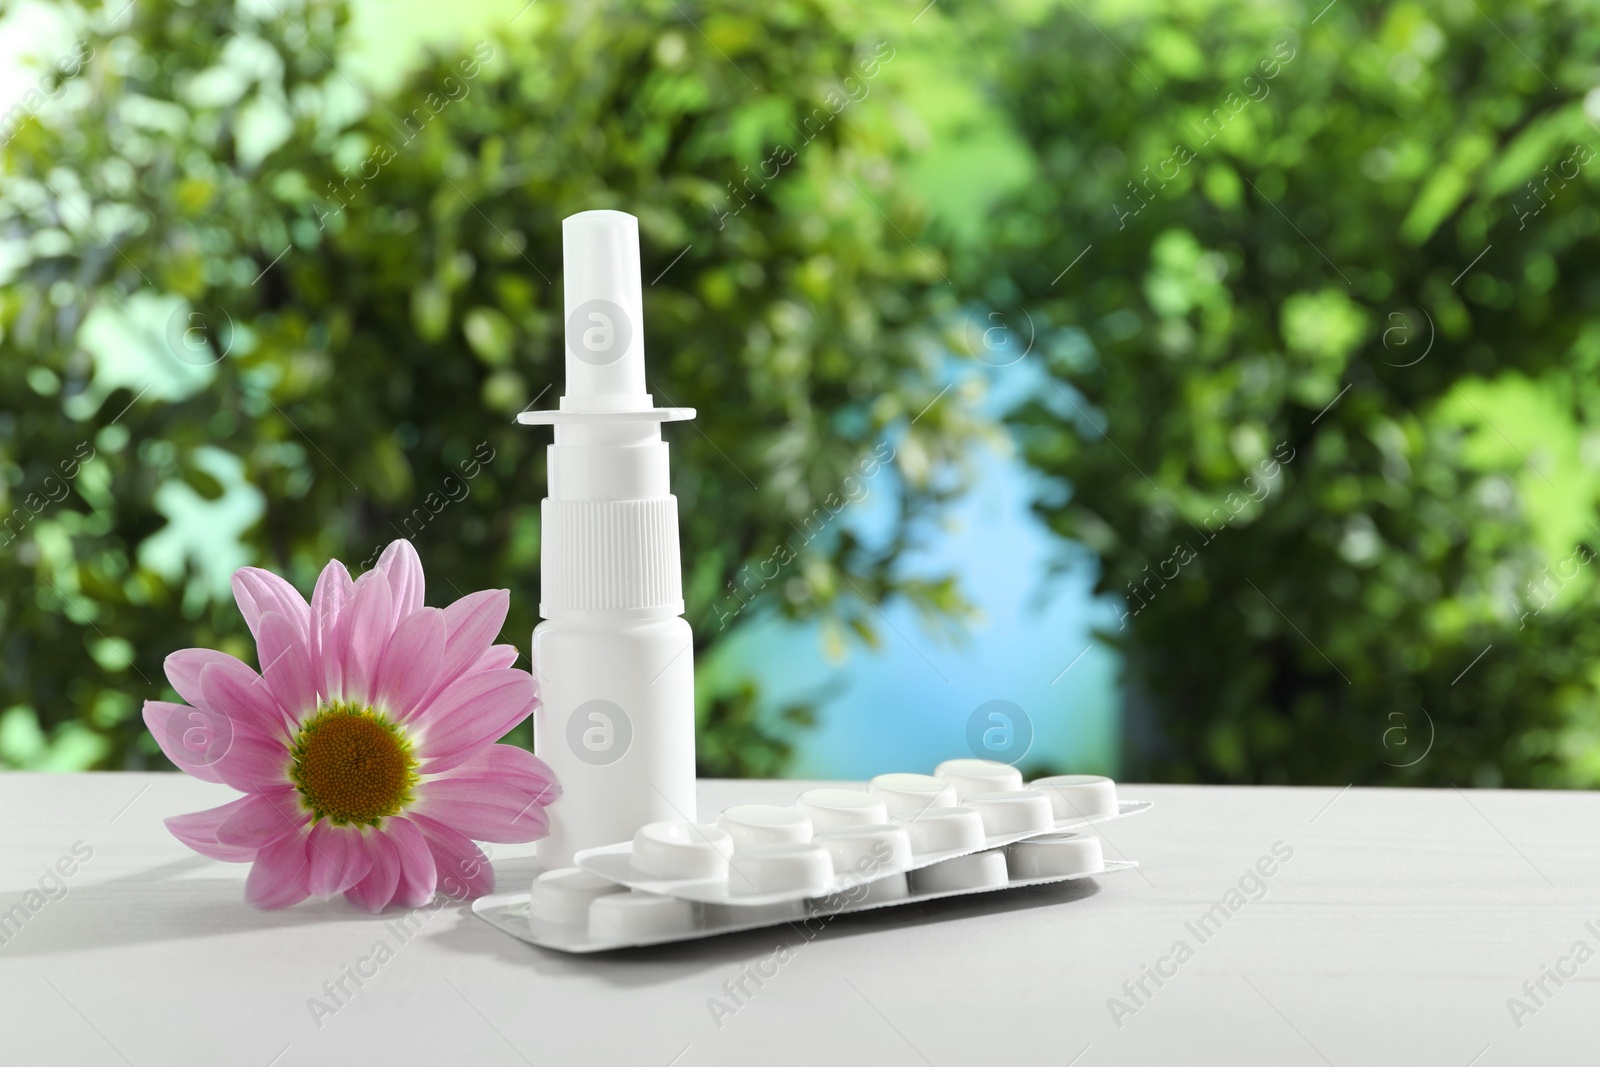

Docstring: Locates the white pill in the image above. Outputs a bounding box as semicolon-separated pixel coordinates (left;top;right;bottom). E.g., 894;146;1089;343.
717;805;814;852
967;790;1054;837
632;821;733;880
812;825;913;878
1006;832;1103;878
702;899;806;926
934;758;1024;800
528;867;625;927
868;773;957;816
795;788;889;832
589;890;696;940
856;871;910;905
729;842;834;897
910;849;1009;893
892;806;986;855
1029;774;1118;819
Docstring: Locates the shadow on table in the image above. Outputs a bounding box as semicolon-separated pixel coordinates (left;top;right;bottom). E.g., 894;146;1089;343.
0;853;499;959
0;863;363;966
0;848;1100;983
0;852;535;959
432;853;1104;987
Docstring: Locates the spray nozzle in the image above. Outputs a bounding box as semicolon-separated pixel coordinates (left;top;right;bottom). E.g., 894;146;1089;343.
517;210;693;430
558;210;650;413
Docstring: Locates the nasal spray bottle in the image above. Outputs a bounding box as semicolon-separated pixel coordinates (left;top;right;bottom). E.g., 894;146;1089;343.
519;210;698;868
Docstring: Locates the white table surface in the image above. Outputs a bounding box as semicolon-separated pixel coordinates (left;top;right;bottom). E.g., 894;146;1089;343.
1;773;1594;1066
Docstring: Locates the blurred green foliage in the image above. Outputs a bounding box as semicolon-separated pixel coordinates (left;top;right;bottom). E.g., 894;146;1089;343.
7;0;1600;789
0;0;994;773
981;0;1600;785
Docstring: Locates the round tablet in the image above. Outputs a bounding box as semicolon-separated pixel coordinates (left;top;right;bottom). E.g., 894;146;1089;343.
967;790;1054;837
632;821;733;880
934;758;1024;800
892;806;985;855
812;825;913;878
910;849;1009;893
858;871;910;905
717;805;814;852
528;867;625;927
588;890;696;941
1006;832;1103;878
729;842;834;897
795;789;889;833
868;773;958;816
1029;774;1118;820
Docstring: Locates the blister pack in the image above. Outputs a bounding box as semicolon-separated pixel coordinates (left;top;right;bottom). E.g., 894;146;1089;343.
475;832;1138;953
471;761;1150;953
574;764;1149;905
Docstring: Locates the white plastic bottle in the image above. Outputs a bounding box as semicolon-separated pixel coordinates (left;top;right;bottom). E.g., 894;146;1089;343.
520;210;698;868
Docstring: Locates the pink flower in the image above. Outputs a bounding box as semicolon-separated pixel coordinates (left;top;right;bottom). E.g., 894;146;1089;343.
143;540;558;911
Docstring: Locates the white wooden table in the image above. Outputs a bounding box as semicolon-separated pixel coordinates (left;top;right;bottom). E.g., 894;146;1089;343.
0;773;1592;1065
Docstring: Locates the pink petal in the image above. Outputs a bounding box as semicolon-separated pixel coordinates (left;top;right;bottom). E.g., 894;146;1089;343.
418;589;509;708
163;648;246;710
311;559;354;703
198;661;291;742
165;796;259;862
413;669;536;769
344;828;401;912
342;569;394;706
409;813;494;900
209;728;293;795
164;650;278;725
245;831;313;910
232;566;311;645
385;816;437;907
306;822;375;897
143;700;227;783
376;540;425;623
216;788;309;849
257;610;317;725
471;644;520;672
376;607;446;722
431;744;560;804
413;778;550;843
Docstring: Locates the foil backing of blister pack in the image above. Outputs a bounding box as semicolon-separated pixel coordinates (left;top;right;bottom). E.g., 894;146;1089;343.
473;855;1141;953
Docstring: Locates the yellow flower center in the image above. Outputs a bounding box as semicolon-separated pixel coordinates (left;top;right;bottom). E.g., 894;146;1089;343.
290;703;418;826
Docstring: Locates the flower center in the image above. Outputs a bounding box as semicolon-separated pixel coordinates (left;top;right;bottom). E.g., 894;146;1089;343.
290;703;418;826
